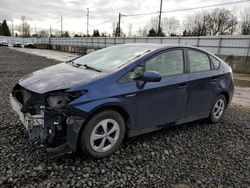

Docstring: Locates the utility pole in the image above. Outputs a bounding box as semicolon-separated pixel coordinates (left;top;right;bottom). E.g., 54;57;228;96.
35;23;37;36
11;20;14;45
158;0;163;36
60;15;63;37
11;20;14;37
50;26;52;38
118;13;121;37
87;8;89;36
49;26;52;49
117;13;126;37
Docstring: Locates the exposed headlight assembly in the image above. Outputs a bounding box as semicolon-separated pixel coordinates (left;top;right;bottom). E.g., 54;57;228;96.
47;94;69;109
47;90;87;109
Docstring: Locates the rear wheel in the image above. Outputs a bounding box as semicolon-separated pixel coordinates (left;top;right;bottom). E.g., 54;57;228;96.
209;94;226;123
80;110;125;158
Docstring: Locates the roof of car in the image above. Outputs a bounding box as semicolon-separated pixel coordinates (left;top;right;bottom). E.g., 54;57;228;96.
118;43;198;50
117;43;211;55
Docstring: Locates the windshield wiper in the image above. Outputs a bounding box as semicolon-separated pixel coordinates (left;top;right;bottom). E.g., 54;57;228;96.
66;60;80;68
76;64;102;72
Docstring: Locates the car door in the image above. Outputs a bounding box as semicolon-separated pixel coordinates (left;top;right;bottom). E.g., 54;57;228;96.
134;49;188;130
185;48;219;118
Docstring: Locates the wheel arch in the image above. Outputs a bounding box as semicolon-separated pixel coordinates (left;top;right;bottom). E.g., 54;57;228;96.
219;91;229;107
76;104;131;149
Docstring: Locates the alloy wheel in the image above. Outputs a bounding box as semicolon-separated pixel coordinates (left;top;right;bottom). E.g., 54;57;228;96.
90;119;120;153
213;99;225;119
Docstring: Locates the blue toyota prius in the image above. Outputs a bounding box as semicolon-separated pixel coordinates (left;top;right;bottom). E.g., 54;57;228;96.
10;44;234;158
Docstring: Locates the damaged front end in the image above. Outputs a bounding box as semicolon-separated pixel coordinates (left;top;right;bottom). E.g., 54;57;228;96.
10;84;87;156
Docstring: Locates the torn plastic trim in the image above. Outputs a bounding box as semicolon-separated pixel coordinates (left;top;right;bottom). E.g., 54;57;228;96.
46;117;85;156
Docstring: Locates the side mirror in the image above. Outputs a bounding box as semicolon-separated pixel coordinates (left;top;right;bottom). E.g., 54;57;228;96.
141;70;161;82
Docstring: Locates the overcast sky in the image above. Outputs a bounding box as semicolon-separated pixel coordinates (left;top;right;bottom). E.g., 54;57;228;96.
0;0;249;35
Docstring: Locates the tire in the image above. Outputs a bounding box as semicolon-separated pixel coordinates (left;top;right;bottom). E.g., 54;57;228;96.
209;94;227;123
80;110;125;158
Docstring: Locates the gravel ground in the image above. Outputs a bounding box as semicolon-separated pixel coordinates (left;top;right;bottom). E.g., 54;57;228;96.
0;47;249;188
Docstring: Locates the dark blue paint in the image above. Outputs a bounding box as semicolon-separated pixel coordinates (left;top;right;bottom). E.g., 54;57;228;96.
18;44;234;137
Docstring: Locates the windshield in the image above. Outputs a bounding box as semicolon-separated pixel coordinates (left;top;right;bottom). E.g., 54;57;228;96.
72;45;153;72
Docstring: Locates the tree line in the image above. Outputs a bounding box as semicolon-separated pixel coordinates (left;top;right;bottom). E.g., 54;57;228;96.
138;7;250;37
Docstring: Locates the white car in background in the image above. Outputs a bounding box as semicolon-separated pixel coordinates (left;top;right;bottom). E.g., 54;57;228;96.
0;40;8;46
13;42;23;48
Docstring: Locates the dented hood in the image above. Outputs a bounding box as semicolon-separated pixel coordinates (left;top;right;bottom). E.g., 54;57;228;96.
19;63;107;94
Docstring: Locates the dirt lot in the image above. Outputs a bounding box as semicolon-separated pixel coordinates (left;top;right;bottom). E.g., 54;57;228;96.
0;47;249;187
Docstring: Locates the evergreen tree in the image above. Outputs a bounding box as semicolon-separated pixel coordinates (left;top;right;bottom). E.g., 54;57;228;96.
183;29;188;36
0;22;3;35
62;31;70;37
1;20;11;36
93;29;100;37
147;28;157;37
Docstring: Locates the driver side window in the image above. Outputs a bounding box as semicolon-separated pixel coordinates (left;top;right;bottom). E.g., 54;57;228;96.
119;49;184;84
145;49;184;77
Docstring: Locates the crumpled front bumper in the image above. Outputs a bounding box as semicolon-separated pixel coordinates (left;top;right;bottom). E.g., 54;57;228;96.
9;94;86;156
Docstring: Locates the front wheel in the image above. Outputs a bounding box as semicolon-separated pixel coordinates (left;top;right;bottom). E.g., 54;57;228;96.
209;94;227;123
80;110;125;158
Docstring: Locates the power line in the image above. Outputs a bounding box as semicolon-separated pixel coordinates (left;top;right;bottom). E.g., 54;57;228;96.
87;0;250;30
125;0;250;17
161;0;250;13
123;12;158;17
89;2;138;14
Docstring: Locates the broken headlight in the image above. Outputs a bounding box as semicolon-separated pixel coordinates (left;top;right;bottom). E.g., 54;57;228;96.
47;90;86;109
47;94;69;109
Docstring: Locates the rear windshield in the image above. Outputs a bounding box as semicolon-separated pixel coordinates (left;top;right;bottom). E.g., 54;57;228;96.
72;45;153;72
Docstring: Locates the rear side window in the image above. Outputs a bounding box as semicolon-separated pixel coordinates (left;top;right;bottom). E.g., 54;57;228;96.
188;50;211;72
145;49;184;77
210;55;220;69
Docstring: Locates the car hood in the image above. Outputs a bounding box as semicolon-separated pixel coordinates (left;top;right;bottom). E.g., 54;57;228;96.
19;63;107;94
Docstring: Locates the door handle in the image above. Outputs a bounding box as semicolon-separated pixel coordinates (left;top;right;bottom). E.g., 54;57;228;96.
210;77;217;84
178;83;187;91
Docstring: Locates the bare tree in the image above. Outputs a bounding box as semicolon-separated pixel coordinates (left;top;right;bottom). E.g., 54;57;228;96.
241;7;250;35
137;27;143;36
38;30;49;38
182;8;238;36
207;8;238;35
112;21;117;37
128;24;132;37
142;27;148;36
20;16;31;37
162;17;180;36
182;12;209;36
183;14;196;33
146;17;158;31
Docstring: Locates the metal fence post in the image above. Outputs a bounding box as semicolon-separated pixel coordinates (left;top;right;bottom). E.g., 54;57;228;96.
197;37;200;47
247;37;250;57
218;37;222;55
